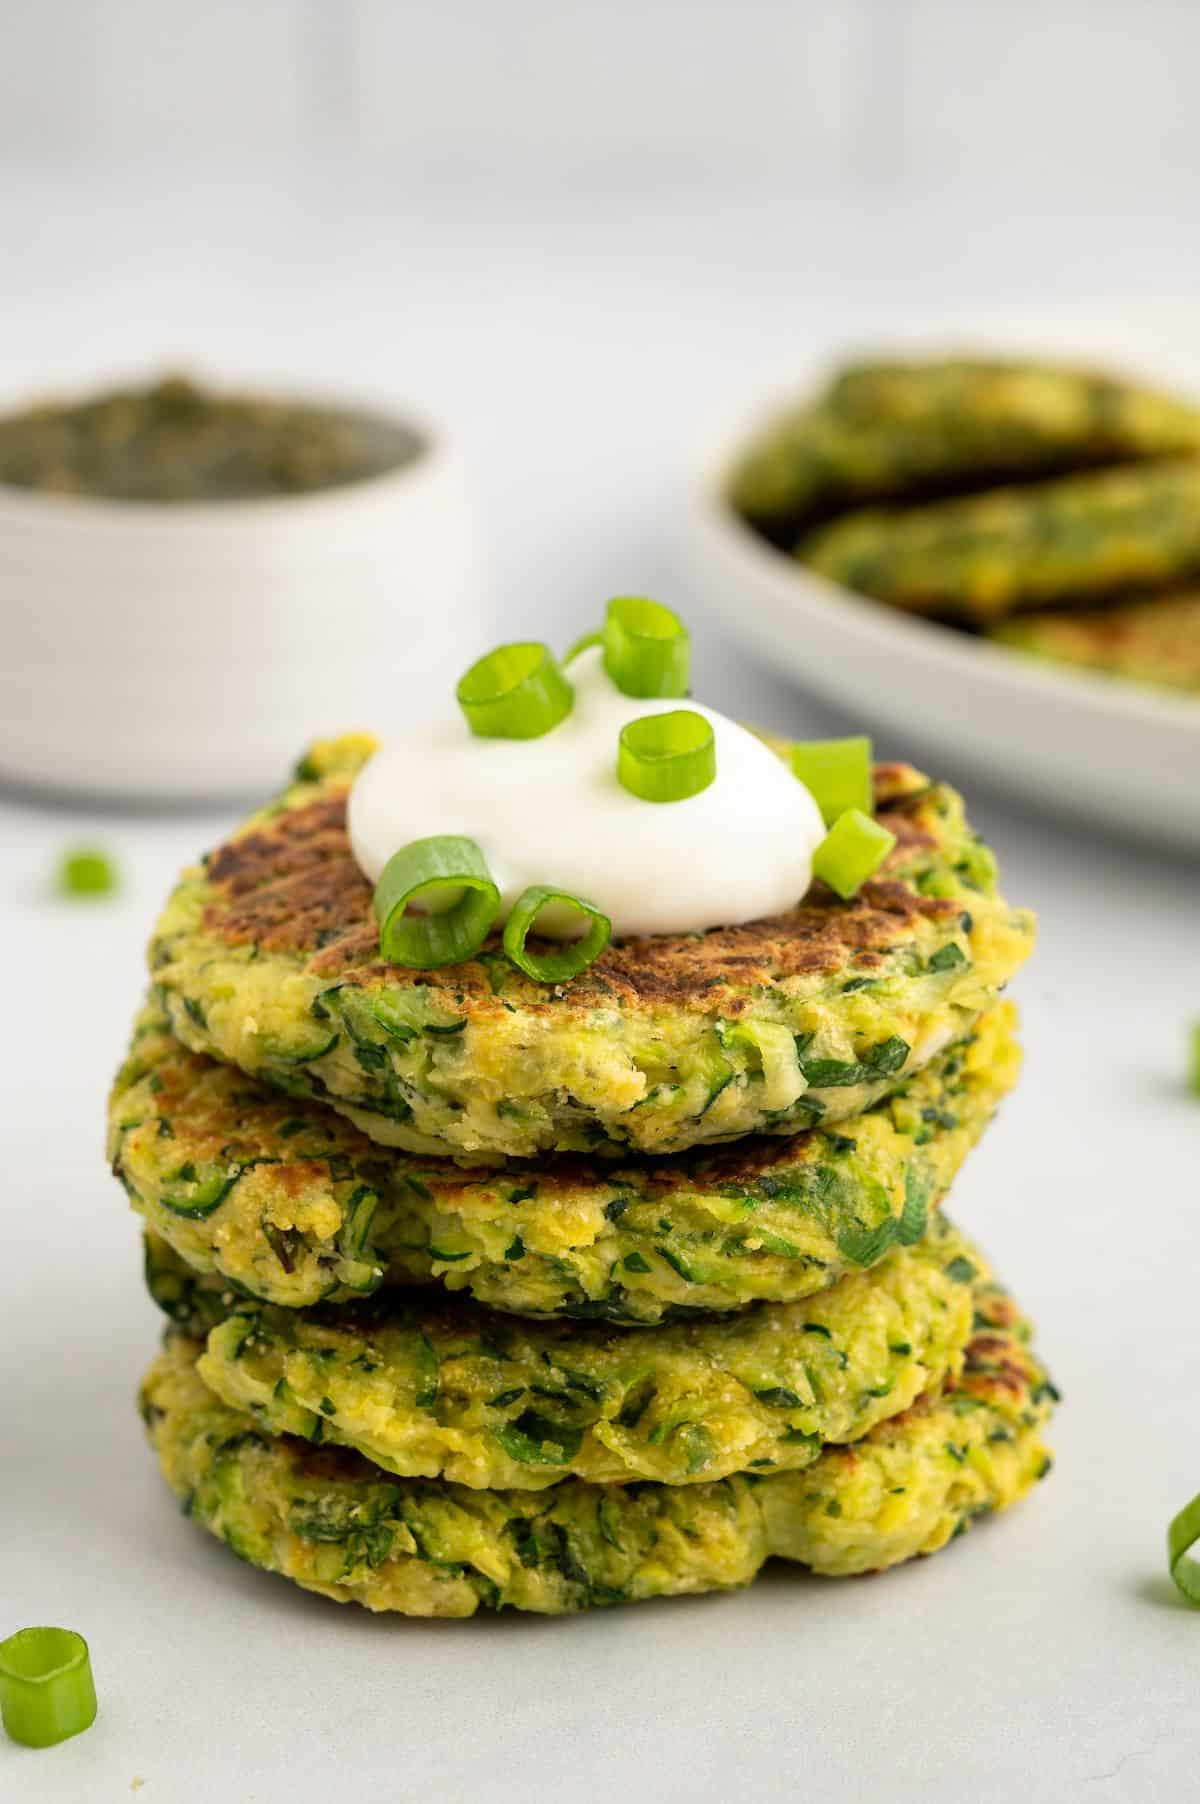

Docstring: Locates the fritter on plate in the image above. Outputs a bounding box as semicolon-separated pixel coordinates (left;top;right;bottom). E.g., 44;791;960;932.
729;357;1200;539
992;589;1200;694
800;459;1200;623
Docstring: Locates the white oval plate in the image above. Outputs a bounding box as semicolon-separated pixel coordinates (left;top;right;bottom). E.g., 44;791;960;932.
685;309;1200;852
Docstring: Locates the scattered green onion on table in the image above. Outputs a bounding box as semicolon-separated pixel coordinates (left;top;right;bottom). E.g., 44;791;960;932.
1168;1493;1200;1605
0;1626;97;1748
55;845;119;900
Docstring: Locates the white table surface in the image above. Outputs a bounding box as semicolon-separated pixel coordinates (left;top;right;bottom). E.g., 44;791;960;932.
2;158;1199;1804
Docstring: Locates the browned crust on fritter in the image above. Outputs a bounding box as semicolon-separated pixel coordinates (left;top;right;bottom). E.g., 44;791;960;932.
116;1036;339;1210
196;764;956;1012
957;1288;1034;1402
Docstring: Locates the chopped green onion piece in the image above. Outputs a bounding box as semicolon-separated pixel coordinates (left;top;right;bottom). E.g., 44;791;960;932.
503;885;612;983
617;710;716;803
1190;1022;1200;1098
456;642;573;739
790;737;873;826
812;808;897;899
1168;1492;1200;1604
373;836;500;969
55;845;119;899
602;597;690;698
0;1627;97;1748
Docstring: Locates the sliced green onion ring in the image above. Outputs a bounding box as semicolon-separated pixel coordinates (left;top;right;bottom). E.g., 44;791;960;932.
602;596;690;698
0;1626;98;1748
617;710;716;803
812;808;897;900
373;836;500;969
456;642;573;739
55;844;119;900
1189;1021;1200;1098
503;885;612;983
790;736;873;826
1168;1492;1200;1604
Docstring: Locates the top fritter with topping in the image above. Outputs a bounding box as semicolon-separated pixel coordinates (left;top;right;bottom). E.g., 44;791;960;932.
148;735;1033;1162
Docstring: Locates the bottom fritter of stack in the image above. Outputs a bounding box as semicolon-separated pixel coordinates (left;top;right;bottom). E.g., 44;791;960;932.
138;1243;1055;1619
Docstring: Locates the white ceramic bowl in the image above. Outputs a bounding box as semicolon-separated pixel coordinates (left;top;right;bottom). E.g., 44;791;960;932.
0;382;485;800
685;322;1200;853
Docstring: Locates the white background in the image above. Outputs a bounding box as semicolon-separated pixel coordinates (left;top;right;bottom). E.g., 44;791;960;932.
2;7;1200;1800
6;0;1200;192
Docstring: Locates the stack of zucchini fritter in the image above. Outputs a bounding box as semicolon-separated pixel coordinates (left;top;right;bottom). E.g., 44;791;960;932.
730;357;1200;695
110;734;1053;1618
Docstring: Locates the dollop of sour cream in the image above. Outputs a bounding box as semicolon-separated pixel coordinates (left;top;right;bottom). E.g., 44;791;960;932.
348;646;826;939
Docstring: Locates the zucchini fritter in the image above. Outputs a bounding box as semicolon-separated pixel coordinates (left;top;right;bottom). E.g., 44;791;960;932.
729;358;1200;539
828;357;1200;451
992;590;1200;695
799;459;1200;623
146;735;1032;1162
140;1273;1054;1616
148;1215;982;1490
115;1001;1019;1323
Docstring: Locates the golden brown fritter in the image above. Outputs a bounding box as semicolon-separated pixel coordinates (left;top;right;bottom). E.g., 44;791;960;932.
139;1274;1055;1616
116;993;1020;1322
799;460;1200;623
179;1213;983;1490
729;357;1200;539
148;737;1033;1161
992;589;1200;694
